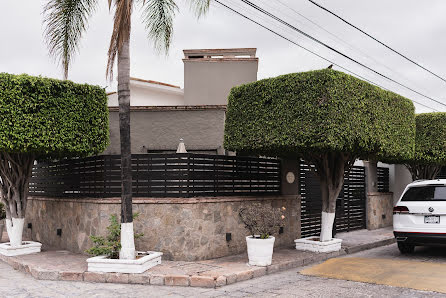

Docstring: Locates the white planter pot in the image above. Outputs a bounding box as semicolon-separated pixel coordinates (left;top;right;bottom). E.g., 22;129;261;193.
294;236;342;253
0;241;42;256
246;236;275;266
87;251;162;274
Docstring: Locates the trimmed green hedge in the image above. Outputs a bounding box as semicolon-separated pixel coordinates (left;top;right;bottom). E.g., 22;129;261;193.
411;113;446;165
0;73;109;157
224;69;415;160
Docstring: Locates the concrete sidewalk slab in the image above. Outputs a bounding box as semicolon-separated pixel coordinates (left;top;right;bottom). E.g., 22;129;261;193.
0;227;395;288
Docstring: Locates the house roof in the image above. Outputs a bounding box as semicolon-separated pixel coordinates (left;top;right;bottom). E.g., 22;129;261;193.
106;77;182;96
130;77;181;89
108;105;226;112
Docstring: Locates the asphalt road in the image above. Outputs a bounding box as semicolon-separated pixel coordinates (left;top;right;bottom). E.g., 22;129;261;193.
0;244;443;297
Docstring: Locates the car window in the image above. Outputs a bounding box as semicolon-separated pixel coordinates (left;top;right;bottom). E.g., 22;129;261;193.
401;185;446;201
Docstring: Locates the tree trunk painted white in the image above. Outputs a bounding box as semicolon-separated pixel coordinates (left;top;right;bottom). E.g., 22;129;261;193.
320;212;335;242
119;222;135;260
6;218;24;247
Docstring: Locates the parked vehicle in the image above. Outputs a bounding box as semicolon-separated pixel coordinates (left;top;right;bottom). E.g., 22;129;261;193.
393;179;446;253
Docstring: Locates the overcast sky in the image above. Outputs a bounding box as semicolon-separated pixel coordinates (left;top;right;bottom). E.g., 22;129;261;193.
1;0;445;112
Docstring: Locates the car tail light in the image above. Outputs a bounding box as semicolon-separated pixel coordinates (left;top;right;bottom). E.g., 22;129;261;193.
393;206;409;214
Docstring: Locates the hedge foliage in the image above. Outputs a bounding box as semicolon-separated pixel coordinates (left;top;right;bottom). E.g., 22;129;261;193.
0;73;109;157
410;113;446;165
224;69;415;160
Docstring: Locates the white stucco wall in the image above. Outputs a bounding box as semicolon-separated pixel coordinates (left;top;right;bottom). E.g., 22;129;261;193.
108;81;184;107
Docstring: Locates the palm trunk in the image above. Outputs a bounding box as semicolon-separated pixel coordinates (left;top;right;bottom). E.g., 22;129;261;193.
117;39;135;260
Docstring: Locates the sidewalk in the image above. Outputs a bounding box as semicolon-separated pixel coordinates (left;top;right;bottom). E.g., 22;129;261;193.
0;227;395;288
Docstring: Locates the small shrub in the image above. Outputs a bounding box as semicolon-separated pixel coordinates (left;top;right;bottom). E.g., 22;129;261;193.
239;203;285;239
86;213;143;259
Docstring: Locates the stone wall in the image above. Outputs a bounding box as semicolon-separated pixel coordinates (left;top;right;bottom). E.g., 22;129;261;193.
366;192;393;230
25;195;300;261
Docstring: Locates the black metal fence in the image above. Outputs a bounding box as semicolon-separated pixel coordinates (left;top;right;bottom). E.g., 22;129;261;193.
300;164;367;237
300;164;390;237
29;154;281;198
377;167;390;192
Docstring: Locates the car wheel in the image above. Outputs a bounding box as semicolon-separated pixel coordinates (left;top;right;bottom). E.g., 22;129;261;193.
398;242;415;254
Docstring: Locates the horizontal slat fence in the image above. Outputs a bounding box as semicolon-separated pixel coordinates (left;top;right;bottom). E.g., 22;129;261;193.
377;167;390;193
29;154;281;198
300;163;366;238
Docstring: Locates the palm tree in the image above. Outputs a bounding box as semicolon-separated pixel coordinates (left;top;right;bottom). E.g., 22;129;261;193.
43;0;210;260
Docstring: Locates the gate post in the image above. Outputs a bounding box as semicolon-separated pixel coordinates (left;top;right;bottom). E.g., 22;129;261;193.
280;159;301;239
364;160;393;230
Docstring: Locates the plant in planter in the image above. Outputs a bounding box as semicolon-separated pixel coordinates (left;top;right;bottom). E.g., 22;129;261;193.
87;214;143;259
240;203;285;266
0;73;108;256
86;213;162;274
225;69;414;251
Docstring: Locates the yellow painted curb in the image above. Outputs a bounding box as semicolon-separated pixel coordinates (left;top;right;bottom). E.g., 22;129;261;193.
301;257;446;294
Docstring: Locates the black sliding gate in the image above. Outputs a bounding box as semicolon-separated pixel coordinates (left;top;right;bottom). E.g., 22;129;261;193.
299;163;367;238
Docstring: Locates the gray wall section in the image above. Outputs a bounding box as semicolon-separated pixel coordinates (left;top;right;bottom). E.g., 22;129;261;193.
184;60;258;106
104;109;226;154
392;164;413;204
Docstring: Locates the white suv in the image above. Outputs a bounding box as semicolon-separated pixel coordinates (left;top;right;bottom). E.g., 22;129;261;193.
393;179;446;253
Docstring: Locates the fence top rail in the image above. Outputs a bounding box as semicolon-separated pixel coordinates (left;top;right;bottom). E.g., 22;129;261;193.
36;153;281;164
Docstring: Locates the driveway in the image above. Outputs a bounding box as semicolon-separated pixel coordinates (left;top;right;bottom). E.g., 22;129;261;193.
0;244;441;297
302;244;446;294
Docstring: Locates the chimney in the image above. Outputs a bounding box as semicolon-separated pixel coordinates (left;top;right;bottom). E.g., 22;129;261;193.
183;48;258;106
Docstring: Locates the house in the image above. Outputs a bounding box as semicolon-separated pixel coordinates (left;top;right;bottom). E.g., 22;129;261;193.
26;48;413;261
104;48;258;155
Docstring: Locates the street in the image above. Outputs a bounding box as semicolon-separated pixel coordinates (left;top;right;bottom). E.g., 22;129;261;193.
0;244;444;297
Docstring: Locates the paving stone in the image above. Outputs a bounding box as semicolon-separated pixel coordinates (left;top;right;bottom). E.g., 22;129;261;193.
266;264;281;274
251;266;267;278
215;275;227;287
235;270;253;282
83;271;107;283
128;274;150;284
190;276;215;288
30;268;59;281
150;274;165;285
225;273;237;285
106;273;129;284
60;271;83;281
165;275;190;286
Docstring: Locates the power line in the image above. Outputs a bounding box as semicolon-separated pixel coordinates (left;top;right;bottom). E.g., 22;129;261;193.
307;0;446;84
213;0;438;111
237;0;446;109
271;0;430;95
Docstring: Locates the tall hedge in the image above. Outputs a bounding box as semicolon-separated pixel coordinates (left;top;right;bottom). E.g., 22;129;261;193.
412;113;446;165
224;69;415;161
0;73;109;157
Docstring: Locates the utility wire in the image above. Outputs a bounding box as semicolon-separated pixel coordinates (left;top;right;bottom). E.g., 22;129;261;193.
271;0;430;95
307;0;446;84
213;0;438;111
237;0;446;109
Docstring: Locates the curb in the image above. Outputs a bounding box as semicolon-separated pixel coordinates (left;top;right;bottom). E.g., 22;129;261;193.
0;237;396;288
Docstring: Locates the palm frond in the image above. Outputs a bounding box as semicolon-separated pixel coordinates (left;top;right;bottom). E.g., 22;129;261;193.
188;0;210;19
43;0;98;79
140;0;178;54
106;0;133;80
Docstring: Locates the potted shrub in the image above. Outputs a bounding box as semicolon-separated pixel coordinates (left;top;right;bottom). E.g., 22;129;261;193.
240;203;285;266
86;213;162;273
0;203;5;242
